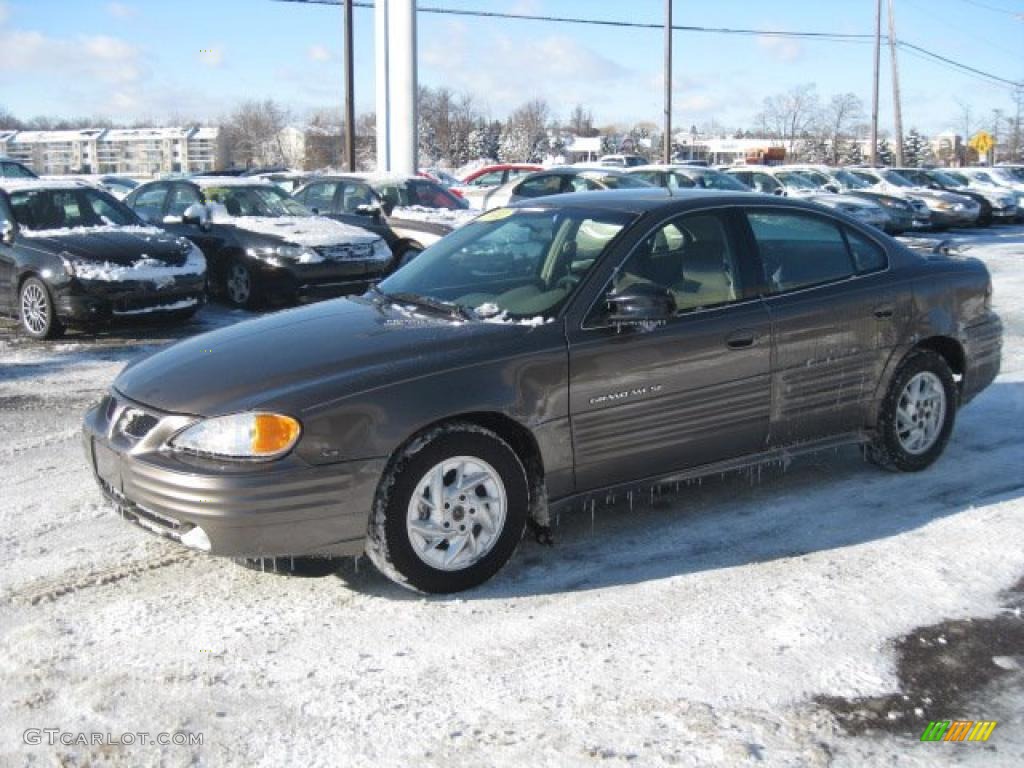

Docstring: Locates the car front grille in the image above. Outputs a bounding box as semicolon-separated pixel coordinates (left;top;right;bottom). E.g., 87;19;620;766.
315;243;374;261
117;408;160;439
99;477;187;542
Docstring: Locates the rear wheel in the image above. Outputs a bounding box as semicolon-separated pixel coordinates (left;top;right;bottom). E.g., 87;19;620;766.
868;349;957;472
367;424;529;593
19;277;64;340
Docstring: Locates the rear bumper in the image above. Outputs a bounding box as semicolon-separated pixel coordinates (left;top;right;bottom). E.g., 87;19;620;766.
82;398;384;558
961;314;1002;405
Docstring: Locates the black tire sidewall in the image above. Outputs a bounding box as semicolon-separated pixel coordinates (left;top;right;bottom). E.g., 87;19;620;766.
20;277;60;339
382;430;528;593
876;350;957;472
226;257;259;309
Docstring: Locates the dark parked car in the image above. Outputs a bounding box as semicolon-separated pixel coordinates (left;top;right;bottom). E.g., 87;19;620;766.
896;167;1018;226
293;174;474;266
124;177;391;308
84;190;1001;592
1;179;205;339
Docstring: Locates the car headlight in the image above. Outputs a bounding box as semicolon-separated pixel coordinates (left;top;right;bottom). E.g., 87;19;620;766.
58;251;78;277
167;412;302;460
372;238;392;260
246;245;321;266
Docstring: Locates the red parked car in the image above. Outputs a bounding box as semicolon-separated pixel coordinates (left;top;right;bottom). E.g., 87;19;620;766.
459;164;543;188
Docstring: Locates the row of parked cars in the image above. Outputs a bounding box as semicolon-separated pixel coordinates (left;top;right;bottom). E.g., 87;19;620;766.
2;156;1021;339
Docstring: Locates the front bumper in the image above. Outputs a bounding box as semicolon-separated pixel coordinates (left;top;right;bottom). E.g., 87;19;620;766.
927;208;979;227
82;395;385;558
58;273;206;324
256;258;389;301
961;313;1002;406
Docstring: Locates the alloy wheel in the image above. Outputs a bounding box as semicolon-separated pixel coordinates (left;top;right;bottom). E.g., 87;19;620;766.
895;371;946;455
21;281;50;335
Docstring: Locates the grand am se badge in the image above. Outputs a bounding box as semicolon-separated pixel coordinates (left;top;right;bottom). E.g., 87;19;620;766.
589;384;663;406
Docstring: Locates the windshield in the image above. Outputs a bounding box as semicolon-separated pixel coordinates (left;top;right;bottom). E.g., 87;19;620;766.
832;170;867;189
775;171;817;189
944;170;969;185
377;206;635;320
589;174;652;190
879;170;915;187
9;186;141;231
928;171;963;188
897;170;931;186
989;168;1021;184
677;169;749;191
203;185;311;217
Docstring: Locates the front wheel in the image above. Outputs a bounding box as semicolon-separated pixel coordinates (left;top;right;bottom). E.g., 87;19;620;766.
868;349;957;472
19;277;65;340
224;257;261;309
367;424;529;593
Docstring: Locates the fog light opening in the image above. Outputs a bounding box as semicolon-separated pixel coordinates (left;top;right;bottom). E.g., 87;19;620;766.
181;525;211;552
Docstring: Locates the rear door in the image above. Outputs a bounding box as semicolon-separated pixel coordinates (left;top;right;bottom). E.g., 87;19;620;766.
742;207;901;444
0;195;16;310
567;208;772;490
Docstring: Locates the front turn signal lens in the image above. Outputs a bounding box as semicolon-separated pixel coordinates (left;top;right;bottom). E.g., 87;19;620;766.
252;413;301;455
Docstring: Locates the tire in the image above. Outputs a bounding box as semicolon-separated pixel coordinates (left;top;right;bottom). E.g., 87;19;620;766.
19;276;65;340
867;349;957;472
224;257;261;309
367;424;529;593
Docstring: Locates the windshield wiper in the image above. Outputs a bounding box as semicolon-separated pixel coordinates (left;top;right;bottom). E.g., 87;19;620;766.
375;287;472;320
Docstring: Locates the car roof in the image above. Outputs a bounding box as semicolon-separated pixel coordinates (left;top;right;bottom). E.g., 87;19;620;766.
625;164;719;173
512;187;802;214
0;178;91;193
190;176;273;187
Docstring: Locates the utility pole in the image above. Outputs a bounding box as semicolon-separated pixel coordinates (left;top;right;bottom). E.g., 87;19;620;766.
343;0;356;171
887;0;904;166
870;0;881;165
663;0;672;163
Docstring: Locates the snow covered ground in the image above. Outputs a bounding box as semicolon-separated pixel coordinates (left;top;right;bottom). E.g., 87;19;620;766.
1;228;1022;767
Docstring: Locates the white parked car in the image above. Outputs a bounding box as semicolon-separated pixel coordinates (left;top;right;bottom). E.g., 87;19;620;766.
848;168;981;228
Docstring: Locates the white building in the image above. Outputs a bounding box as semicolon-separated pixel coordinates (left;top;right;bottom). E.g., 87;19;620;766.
0;126;224;176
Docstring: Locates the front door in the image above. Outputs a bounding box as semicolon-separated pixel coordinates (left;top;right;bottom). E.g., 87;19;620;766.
0;197;15;311
567;209;772;491
743;207;902;444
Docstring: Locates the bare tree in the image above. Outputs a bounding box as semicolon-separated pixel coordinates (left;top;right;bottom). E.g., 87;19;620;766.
223;99;291;169
760;84;820;153
821;93;864;165
567;105;597;137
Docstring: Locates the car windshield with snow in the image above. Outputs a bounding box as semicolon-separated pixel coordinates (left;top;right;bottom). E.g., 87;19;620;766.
123;177;392;308
0;179;206;339
293;174;478;269
82;190;1002;594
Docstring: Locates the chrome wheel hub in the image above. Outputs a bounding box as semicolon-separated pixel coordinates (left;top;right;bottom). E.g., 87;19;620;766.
896;371;946;455
406;456;507;571
227;264;251;304
21;283;48;334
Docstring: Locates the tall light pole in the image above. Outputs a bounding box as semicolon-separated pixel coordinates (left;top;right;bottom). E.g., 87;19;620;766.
887;0;905;166
343;0;356;171
663;0;673;163
870;0;881;165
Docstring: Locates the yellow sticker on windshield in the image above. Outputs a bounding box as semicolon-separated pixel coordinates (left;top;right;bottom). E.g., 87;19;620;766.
475;207;515;222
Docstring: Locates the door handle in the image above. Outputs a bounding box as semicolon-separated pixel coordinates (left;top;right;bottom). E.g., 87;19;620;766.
726;330;758;349
873;306;895;319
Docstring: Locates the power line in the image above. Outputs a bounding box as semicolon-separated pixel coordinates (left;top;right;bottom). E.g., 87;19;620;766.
272;0;1022;89
951;0;1024;19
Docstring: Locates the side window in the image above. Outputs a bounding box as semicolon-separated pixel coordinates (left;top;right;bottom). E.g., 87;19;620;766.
166;185;203;218
612;212;741;313
750;173;780;194
339;182;375;212
514;175;563;198
131;185;168;221
507;168;533;180
630;171;662;187
668;172;696;189
300;182;339;212
747;211;855;293
845;228;887;274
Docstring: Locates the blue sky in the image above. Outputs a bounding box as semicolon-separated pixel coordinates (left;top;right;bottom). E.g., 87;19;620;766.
0;0;1021;135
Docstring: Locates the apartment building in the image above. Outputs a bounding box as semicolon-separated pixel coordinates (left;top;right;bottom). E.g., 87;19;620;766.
0;126;224;176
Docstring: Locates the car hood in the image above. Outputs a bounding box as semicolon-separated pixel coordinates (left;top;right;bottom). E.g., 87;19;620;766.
215;213;381;247
19;225;190;266
115;296;557;416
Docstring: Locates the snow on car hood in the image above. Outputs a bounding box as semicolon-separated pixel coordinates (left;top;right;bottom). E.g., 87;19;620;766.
20;223;166;239
214;212;381;246
389;206;478;229
72;243;205;283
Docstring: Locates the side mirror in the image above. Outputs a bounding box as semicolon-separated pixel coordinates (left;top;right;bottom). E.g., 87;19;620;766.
606;283;676;326
380;199;395;216
1;219;16;245
773;187;785;196
182;203;211;231
310;207;320;215
355;202;381;217
825;183;841;193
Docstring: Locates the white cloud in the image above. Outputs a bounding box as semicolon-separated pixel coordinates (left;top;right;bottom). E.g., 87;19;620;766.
0;2;8;26
307;44;332;62
106;2;137;19
0;29;145;84
756;35;803;63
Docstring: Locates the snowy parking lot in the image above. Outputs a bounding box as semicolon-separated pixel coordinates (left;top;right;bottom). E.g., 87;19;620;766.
1;228;1023;767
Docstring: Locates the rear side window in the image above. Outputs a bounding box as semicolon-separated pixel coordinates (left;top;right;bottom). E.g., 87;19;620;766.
515;175;564;198
845;228;887;274
166;185;202;217
299;182;338;212
131;185;168;221
469;170;504;186
747;211;855;293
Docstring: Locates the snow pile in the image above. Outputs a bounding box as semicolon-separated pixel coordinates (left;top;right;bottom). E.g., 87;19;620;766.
112;297;199;316
72;244;205;283
215;214;379;247
472;302;552;326
390;205;478;229
20;224;167;239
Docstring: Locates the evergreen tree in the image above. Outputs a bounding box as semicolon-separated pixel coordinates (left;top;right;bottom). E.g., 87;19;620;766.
903;128;927;168
839;139;863;165
876;137;894;166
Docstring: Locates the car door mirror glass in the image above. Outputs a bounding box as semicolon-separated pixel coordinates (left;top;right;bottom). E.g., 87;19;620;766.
182;203;211;230
1;219;16;244
606;283;676;327
355;202;381;216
